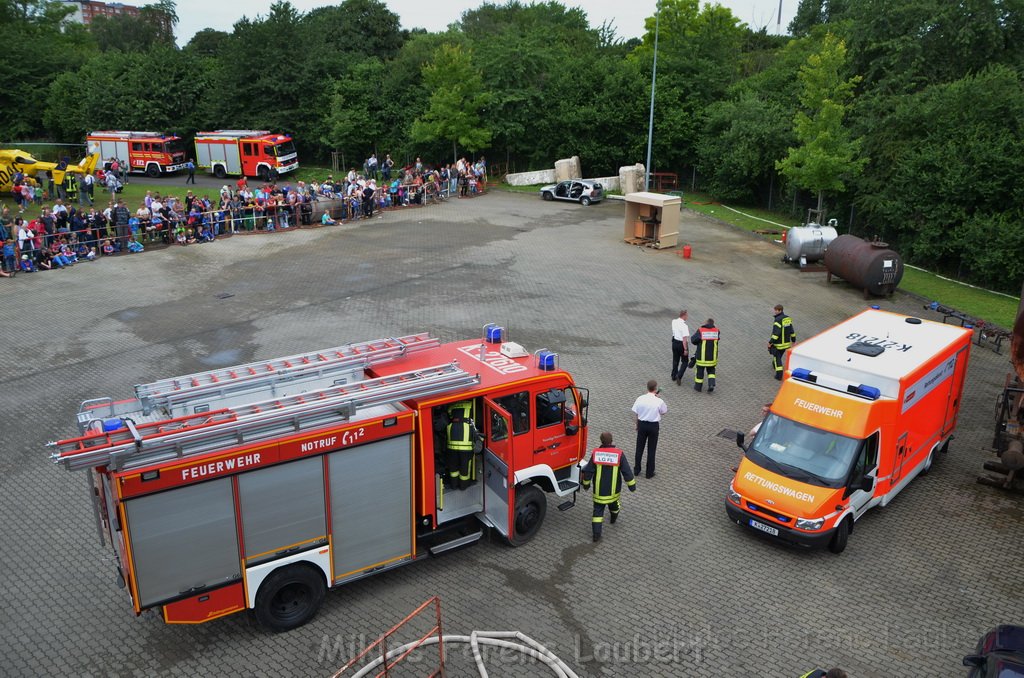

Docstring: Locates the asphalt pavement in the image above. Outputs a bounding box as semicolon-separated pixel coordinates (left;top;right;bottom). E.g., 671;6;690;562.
0;191;1020;677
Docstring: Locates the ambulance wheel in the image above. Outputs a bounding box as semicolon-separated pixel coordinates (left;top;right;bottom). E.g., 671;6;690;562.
213;165;227;179
254;563;326;632
827;518;850;554
508;484;547;546
146;164;160;178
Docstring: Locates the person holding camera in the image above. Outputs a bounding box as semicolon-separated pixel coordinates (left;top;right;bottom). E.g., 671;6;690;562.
631;379;667;479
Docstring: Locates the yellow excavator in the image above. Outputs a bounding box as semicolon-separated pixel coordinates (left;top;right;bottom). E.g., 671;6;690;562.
0;148;99;192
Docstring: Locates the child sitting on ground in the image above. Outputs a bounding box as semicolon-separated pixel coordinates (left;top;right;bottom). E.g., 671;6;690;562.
19;254;36;272
126;236;144;253
102;239;115;256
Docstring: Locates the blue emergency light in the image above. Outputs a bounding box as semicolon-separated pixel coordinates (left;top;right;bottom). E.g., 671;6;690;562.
102;418;124;432
847;384;881;400
484;324;504;343
536;350;558;371
791;368;816;382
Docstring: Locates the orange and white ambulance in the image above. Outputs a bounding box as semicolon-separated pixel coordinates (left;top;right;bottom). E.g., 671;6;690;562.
726;309;971;553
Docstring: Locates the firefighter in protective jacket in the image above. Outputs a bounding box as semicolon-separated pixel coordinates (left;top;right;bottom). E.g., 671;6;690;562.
581;432;636;542
769;304;796;380
690;318;720;393
445;401;477;490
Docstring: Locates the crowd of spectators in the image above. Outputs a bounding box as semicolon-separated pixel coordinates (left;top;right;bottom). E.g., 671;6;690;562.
1;154;489;279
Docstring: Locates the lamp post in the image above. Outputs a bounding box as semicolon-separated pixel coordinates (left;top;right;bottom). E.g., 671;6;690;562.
644;1;661;191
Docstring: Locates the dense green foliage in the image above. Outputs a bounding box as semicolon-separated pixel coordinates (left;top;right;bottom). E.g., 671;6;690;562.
2;0;1022;292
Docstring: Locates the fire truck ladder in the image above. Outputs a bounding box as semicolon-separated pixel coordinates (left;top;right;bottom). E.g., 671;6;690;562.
51;362;479;473
130;333;439;419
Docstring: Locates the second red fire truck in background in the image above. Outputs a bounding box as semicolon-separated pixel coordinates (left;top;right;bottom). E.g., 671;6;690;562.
194;130;299;180
87;131;189;177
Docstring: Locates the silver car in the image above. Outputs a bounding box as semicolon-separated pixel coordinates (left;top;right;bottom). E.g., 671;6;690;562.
540;179;603;206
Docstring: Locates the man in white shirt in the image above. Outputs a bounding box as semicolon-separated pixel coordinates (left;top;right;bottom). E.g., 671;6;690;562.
671;309;690;386
631;380;668;478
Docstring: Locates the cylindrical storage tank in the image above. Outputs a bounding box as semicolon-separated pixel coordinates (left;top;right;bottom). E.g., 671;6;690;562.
824;235;904;297
785;224;838;264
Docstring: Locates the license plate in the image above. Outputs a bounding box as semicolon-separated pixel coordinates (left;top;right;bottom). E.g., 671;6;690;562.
749;519;779;536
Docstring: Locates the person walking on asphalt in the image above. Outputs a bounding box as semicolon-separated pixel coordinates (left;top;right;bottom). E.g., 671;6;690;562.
185;159;196;185
769;304;796;380
581;432;636;542
670;309;690;385
691;318;720;393
632;380;667;478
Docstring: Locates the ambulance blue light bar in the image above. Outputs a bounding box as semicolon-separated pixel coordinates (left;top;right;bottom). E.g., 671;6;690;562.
792;368;816;382
847;384;881;400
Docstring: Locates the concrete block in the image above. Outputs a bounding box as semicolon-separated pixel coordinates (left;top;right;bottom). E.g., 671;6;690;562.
554;156;582;182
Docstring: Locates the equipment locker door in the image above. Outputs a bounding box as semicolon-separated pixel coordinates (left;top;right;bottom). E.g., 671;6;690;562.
328;434;413;584
942;348;969;435
483;398;514;536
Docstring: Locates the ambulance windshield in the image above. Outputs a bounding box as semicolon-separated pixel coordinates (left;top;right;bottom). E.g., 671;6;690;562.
748;414;860;488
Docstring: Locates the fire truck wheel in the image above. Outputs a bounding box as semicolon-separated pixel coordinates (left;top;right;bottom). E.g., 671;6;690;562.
213;165;227;179
508;484;547;546
258;166;271;182
146;164;160;178
827;518;850;554
254;564;326;632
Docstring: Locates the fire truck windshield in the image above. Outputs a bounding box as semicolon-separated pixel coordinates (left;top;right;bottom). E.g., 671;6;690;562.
273;141;296;157
746;414;861;488
165;139;186;156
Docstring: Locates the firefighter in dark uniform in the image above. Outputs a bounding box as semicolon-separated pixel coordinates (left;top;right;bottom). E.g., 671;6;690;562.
445;401;476;490
769;304;796;380
581;432;636;542
690;318;720;393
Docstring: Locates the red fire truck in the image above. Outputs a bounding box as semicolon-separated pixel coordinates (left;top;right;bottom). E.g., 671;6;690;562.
51;328;588;631
86;131;189;177
193;130;299;180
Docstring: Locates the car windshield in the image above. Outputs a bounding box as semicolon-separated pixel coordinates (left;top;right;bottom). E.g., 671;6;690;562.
747;414;861;488
165;139;186;156
273;141;296;157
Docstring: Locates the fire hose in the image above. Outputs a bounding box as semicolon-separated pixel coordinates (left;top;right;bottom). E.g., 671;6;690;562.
343;630;580;678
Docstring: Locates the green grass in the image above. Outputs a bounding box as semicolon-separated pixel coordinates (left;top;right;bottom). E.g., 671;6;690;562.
899;266;1019;329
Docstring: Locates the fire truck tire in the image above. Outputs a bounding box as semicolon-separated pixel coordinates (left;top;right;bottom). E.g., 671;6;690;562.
508;484;547;546
827;517;851;554
258;166;271;182
213;165;227;179
254;563;326;632
146;164;160;178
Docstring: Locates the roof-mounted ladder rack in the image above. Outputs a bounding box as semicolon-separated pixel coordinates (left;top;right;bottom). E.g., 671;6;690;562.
128;333;438;418
51;362;478;473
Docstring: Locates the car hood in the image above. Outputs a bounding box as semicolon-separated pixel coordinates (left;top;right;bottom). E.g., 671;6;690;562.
733;457;842;516
540;184;556;192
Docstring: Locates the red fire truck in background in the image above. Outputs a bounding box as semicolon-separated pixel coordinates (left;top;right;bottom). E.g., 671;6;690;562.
86;131;189;177
51;327;588;631
193;130;299;180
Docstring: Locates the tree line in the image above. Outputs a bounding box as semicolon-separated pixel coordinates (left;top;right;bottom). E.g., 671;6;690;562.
1;0;1022;293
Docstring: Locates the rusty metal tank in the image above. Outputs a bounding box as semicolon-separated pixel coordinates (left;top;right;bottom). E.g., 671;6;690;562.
824;235;904;297
784;222;838;264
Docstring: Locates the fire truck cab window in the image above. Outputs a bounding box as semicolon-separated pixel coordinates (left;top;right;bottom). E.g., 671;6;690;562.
242;143;253;157
496;391;530;435
132;142;142;151
536;388;567;428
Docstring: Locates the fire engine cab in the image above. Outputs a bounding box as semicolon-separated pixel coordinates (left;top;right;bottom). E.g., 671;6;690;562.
87;131;189;177
193;130;299;180
50;328;588;631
